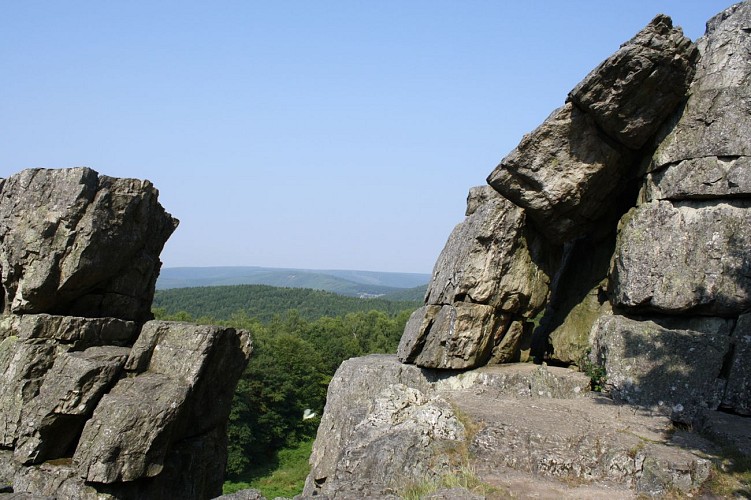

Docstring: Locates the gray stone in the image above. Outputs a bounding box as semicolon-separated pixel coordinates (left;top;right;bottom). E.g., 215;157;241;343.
74;321;252;489
652;2;751;168
569;14;696;149
487;103;632;243
214;489;266;500
400;186;554;370
425;186;552;313
610;200;751;315
590;314;732;422
0;338;55;448
724;313;751;415
645;156;751;201
0;167;178;322
13;346;129;465
306;376;465;498
305;355;433;497
0;314;137;349
398;303;501;370
73;372;189;483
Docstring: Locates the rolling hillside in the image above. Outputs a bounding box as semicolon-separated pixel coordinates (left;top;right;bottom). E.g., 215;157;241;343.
156;266;430;297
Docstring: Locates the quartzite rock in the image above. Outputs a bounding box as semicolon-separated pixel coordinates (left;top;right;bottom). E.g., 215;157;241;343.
0;168;178;322
724;313;751;414
74;321;252;489
488;14;695;244
610;200;751;315
651;2;751;169
73;372;190;483
13;346;129;465
0;313;137;349
398;303;500;369
487;102;632;243
590;314;732;422
424;186;551;312
305;354;434;497
0;337;55;448
645;156;751;201
398;187;553;370
568;15;696;150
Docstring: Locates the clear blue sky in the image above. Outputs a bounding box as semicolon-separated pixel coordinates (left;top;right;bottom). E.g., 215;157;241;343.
1;1;731;273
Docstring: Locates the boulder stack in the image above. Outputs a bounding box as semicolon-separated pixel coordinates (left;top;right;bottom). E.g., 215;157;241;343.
0;168;252;499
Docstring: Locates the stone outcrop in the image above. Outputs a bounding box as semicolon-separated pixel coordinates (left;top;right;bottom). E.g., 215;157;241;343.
0;168;178;323
397;186;556;370
304;355;715;499
0;168;252;499
306;3;751;498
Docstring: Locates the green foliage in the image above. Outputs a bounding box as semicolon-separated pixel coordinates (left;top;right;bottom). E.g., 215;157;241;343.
221;308;413;488
581;357;607;392
153;283;417;495
224;438;315;499
153;284;421;323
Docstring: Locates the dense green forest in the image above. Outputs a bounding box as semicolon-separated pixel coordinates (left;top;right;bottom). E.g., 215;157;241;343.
152;285;418;497
153;284;422;322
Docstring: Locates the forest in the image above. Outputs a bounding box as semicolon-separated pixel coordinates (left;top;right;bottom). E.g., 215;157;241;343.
153;284;422;322
153;285;419;497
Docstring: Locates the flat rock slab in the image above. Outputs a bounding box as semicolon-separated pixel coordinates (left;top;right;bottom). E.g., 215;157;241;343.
457;395;713;497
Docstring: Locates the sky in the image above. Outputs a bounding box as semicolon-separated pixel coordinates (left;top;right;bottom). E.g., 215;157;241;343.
1;1;733;274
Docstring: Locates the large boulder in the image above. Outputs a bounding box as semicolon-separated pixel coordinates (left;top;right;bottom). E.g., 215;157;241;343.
0;168;178;322
0;168;253;500
590;314;733;422
488;16;695;243
397;187;555;369
568;15;697;149
74;321;252;491
610;200;751;315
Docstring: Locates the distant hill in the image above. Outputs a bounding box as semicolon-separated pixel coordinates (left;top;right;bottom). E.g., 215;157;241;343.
153;284;422;323
156;266;430;297
380;284;428;302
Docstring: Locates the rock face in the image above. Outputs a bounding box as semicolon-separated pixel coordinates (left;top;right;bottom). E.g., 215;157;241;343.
307;3;751;498
0;168;178;323
0;168;252;499
397;186;556;369
304;356;714;499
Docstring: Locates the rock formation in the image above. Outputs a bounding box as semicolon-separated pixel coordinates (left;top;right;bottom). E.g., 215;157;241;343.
0;168;252;499
305;2;751;498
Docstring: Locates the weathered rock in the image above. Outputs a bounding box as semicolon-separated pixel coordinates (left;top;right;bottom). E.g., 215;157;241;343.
304;355;717;499
569;15;697;149
305;355;434;497
399;187;554;370
0;168;178;322
610;200;751;315
487;102;633;243
0;338;56;448
724;313;751;415
651;2;751;168
432;363;590;400
13;346;129;465
397;303;500;369
424;186;552;312
645;155;751;201
74;321;251;492
590;314;733;422
548;283;610;365
73;372;188;483
0;314;137;349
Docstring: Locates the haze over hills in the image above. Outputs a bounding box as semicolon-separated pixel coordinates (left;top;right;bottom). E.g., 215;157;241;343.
156;266;430;298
